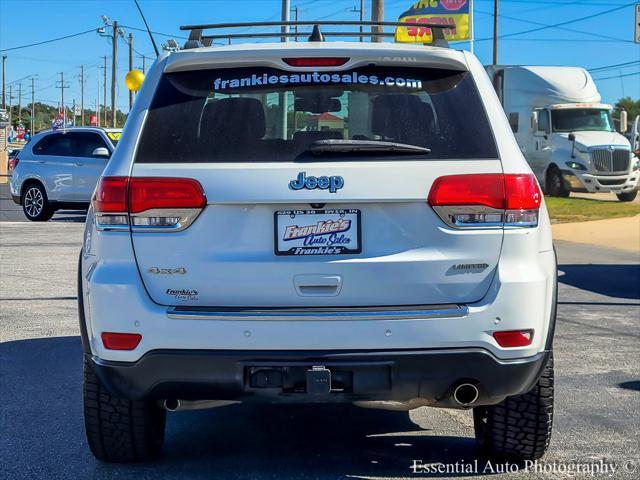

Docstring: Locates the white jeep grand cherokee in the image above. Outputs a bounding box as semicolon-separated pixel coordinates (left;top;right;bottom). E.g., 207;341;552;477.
79;24;556;463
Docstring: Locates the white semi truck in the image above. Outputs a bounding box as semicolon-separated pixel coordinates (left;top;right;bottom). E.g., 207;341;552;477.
486;65;639;201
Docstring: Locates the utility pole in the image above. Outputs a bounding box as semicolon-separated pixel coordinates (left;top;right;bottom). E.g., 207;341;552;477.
57;72;69;126
96;64;101;127
139;54;146;73
102;56;107;126
278;0;290;140
111;21;118;128
7;84;11;123
372;0;384;43
1;55;6;109
17;82;21;125
492;0;498;65
128;33;134;109
72;98;76;126
291;5;299;41
351;1;365;41
80;65;85;126
31;77;35;134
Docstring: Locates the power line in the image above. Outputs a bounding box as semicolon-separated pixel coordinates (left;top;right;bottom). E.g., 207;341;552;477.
475;2;636;41
589;61;640;72
0;28;99;52
474;8;633;43
593;71;640;81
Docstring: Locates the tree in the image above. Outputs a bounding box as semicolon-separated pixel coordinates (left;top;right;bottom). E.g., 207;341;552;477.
614;97;640;119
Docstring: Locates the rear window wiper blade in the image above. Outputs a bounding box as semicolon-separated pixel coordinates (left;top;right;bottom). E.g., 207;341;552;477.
308;139;431;155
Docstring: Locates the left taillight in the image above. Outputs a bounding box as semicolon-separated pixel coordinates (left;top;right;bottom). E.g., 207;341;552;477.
93;176;207;231
428;173;541;228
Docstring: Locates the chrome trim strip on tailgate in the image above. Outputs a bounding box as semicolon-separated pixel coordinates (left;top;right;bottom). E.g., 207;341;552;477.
167;304;468;321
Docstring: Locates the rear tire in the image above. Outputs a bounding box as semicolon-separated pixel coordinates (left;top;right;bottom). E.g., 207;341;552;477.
83;356;166;462
616;191;637;202
473;352;554;461
21;183;54;221
546;168;570;198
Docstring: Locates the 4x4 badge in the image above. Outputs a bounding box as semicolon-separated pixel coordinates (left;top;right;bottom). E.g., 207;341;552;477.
148;267;187;275
289;171;344;193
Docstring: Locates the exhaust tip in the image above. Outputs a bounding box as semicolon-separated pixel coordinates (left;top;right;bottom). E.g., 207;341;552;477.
164;399;180;411
453;383;479;406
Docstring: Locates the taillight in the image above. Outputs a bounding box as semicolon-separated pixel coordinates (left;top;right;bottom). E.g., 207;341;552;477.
8;157;19;172
93;177;206;231
282;57;350;67
93;176;129;227
129;177;206;230
428;173;541;228
102;332;142;350
493;330;534;348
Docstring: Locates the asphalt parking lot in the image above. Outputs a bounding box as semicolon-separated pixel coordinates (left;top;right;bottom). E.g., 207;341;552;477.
1;203;639;479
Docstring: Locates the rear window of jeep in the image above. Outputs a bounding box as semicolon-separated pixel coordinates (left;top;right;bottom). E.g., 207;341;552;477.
135;66;498;163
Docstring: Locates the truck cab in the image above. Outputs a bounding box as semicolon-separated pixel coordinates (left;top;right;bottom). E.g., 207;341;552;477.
487;65;639;201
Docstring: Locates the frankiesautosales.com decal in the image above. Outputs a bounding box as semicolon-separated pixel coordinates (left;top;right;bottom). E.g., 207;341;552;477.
213;71;423;90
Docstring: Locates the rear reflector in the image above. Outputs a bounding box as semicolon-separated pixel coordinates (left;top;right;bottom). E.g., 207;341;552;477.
493;330;534;348
282;57;350;67
428;173;542;228
101;332;142;350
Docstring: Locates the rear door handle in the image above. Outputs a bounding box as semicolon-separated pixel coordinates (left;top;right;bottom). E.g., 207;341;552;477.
75;162;84;166
293;274;342;297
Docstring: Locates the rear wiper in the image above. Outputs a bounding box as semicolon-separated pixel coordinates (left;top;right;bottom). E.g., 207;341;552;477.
308;139;431;155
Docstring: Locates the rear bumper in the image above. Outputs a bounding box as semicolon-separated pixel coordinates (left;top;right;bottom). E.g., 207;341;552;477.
89;348;550;407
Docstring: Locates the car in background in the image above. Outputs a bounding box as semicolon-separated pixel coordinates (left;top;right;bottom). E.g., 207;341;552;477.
9;127;121;221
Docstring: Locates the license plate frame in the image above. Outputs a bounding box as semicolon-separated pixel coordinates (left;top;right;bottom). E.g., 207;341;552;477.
274;209;362;256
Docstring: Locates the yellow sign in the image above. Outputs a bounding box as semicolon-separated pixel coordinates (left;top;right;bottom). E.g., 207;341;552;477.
395;0;472;44
107;131;121;141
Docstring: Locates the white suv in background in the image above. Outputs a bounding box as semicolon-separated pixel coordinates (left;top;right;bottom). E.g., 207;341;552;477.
79;24;557;464
10;127;121;221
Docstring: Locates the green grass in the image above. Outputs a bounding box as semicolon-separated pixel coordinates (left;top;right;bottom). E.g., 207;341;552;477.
545;196;640;223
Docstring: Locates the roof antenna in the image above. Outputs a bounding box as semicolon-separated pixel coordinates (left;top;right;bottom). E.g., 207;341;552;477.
133;0;160;56
308;24;324;42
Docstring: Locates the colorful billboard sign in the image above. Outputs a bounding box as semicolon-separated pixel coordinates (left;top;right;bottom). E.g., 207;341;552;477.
395;0;472;44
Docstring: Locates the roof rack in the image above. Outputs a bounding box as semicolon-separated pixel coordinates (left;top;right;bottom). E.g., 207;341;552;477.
180;20;450;49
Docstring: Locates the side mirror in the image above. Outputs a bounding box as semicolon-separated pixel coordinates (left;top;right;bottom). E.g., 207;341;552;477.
92;147;110;157
619;110;628;134
530;111;538;132
568;133;576;158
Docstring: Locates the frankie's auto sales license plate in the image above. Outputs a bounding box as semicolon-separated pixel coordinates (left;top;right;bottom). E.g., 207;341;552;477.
275;209;361;256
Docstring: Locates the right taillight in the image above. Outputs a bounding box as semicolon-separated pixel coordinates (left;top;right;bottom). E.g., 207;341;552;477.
428;173;541;228
93;176;207;232
8;157;19;172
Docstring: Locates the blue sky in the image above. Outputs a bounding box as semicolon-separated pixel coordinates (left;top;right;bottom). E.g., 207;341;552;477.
1;0;638;114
